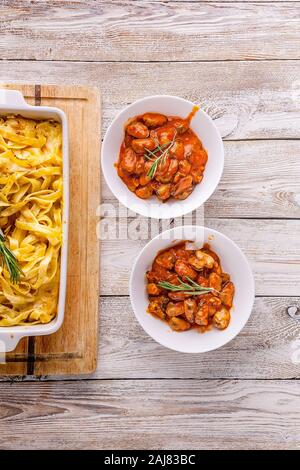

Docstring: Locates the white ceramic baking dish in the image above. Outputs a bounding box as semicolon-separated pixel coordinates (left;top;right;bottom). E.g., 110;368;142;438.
0;89;69;352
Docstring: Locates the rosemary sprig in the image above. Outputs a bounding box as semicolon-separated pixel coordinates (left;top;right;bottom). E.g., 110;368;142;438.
144;142;170;160
185;276;209;289
144;132;177;179
0;229;24;284
158;276;217;296
144;142;171;160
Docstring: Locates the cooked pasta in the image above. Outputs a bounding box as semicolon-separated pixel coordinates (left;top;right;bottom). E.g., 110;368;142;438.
0;115;63;326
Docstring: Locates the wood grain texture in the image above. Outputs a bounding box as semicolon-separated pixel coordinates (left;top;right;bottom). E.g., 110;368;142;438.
1;60;300;141
1;1;300;61
99;219;300;296
157;0;300;1
0;84;101;376
101;140;300;218
0;379;300;450
96;296;300;380
1;0;300;452
1;296;300;381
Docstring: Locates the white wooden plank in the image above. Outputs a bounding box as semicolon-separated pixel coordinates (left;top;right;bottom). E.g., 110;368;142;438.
1;296;300;381
99;219;300;296
166;0;300;2
101;140;300;218
96;296;300;380
0;379;299;449
1;60;300;140
1;1;300;61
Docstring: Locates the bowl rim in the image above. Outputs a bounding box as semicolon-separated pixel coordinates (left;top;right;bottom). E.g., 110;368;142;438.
129;224;255;353
101;94;224;219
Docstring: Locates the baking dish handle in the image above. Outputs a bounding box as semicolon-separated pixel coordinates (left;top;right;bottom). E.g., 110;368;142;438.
0;89;30;108
0;333;24;353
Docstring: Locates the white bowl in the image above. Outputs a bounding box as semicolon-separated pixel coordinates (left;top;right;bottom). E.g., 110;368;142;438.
101;95;224;219
0;89;69;352
130;225;255;353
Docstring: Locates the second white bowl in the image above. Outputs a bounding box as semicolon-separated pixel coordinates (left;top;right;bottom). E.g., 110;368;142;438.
101;95;224;219
130;225;255;353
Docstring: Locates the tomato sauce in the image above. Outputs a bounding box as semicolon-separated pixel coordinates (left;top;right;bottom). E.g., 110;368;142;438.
146;242;235;333
116;107;208;202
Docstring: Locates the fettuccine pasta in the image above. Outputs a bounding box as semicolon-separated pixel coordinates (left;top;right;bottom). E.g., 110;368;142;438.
0;115;62;326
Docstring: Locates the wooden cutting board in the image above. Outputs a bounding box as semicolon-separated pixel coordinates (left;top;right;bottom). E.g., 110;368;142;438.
0;84;100;376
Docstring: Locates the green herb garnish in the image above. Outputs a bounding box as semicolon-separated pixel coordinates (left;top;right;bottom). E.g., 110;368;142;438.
0;229;24;284
144;131;177;179
158;276;217;296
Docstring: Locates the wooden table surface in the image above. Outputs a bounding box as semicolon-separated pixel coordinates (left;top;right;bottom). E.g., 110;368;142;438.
1;0;300;450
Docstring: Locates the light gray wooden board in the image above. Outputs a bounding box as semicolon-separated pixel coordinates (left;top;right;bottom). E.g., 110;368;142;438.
1;60;300;140
1;296;300;381
0;379;300;450
1;1;300;61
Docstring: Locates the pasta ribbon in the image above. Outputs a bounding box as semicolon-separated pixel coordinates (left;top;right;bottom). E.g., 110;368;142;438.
0;115;63;326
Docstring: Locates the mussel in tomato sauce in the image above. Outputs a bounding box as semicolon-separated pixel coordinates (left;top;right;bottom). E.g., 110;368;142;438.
146;242;235;333
116;107;208;202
